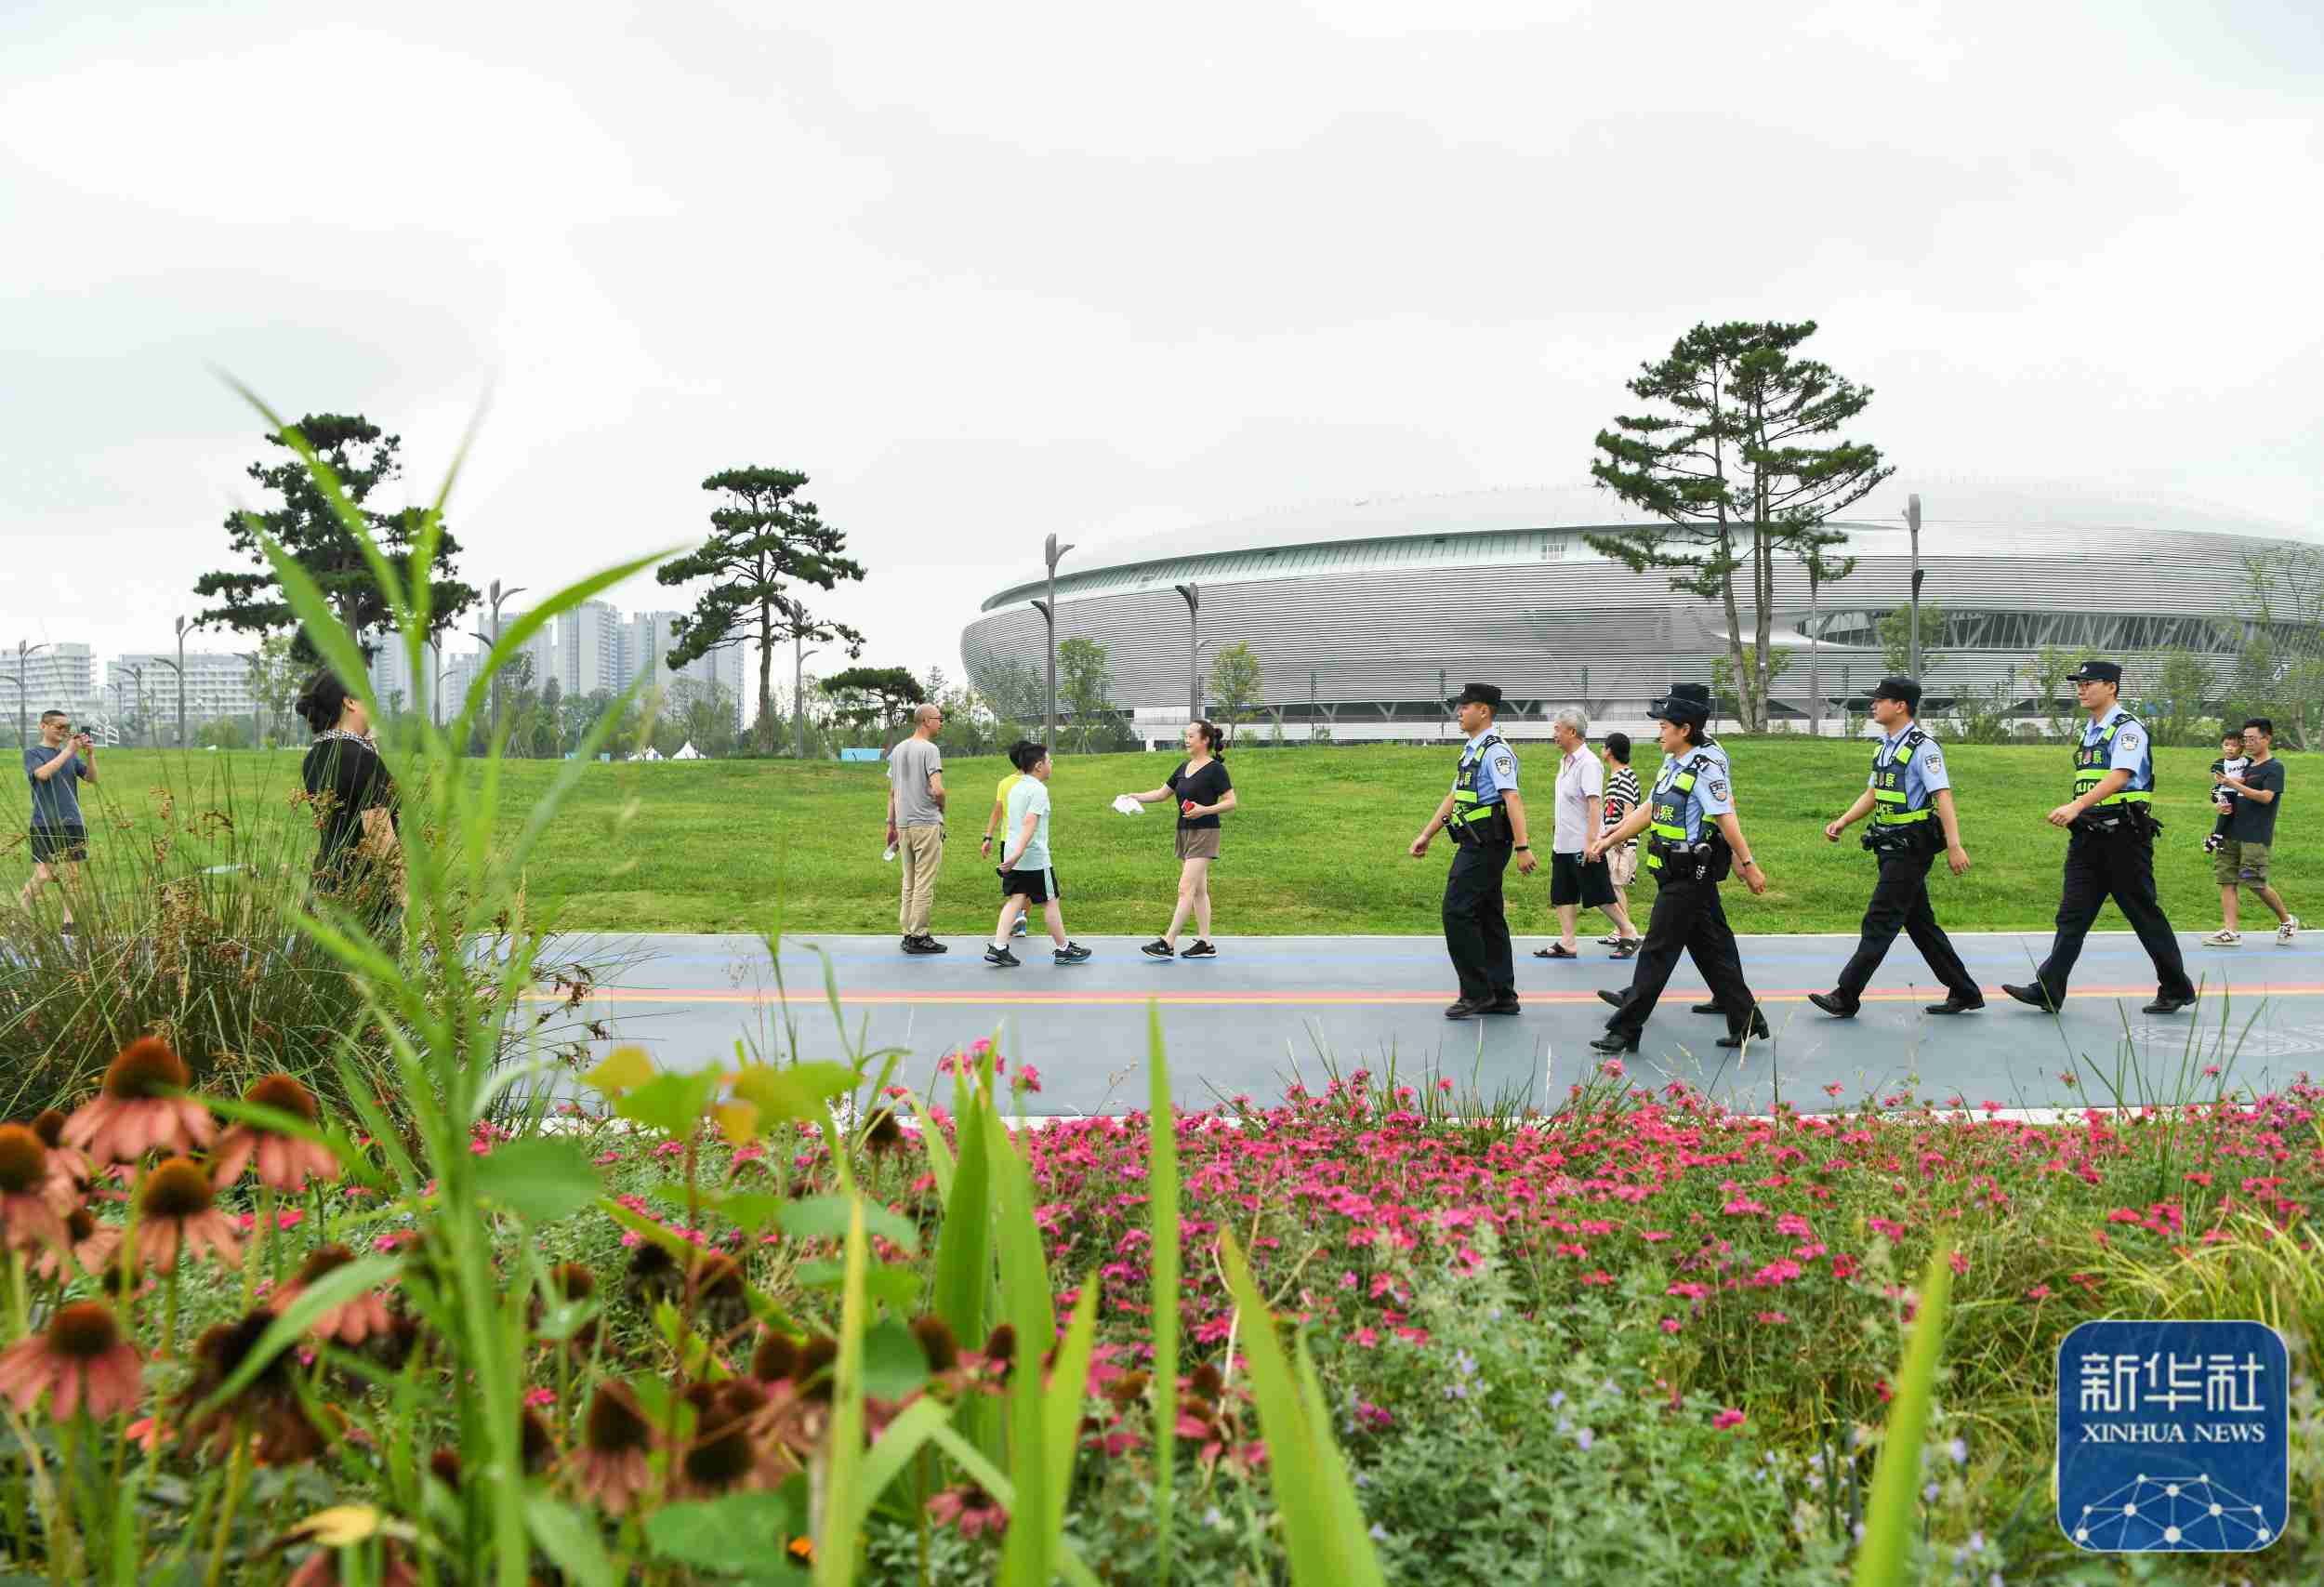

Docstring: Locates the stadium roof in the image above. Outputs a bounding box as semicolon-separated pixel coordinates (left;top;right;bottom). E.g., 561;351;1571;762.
1010;479;2315;589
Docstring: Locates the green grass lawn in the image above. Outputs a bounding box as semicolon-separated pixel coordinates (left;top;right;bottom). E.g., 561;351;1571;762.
11;741;2309;937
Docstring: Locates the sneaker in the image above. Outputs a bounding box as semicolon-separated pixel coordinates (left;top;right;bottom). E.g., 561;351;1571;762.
2278;917;2301;946
902;934;948;955
1054;942;1092;964
1142;939;1175;959
1012;916;1029;936
2201;929;2242;947
1182;940;1217;959
984;945;1021;968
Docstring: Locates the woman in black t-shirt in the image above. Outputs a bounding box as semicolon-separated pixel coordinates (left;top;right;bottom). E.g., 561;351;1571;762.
295;670;403;933
1120;720;1236;959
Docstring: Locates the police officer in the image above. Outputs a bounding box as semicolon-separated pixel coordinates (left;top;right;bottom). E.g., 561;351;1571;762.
2002;659;2197;1015
1409;682;1538;1018
1809;676;1984;1018
1584;682;1769;1052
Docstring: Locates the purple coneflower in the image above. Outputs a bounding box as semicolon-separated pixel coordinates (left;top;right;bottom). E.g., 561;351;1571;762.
0;1122;73;1254
210;1075;340;1194
135;1157;242;1270
0;1301;145;1420
60;1038;214;1164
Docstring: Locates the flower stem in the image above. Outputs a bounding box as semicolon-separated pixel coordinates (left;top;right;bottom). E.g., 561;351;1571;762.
163;1257;181;1361
201;1438;249;1587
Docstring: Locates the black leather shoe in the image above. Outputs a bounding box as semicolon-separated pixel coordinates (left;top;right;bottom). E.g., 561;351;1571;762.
1445;998;1489;1020
2000;983;2054;1012
1715;1011;1773;1048
1590;1032;1639;1054
1596;988;1627;1011
2142;994;2198;1014
1486;997;1523;1015
1807;992;1857;1019
1925;996;1985;1015
1693;1001;1723;1015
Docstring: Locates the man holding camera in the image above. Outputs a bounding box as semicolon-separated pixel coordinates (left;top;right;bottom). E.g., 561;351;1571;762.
1809;676;1983;1018
2002;659;2196;1015
20;709;98;936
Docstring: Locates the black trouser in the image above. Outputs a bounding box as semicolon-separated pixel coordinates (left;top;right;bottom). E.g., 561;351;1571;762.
1832;841;1980;1006
2034;828;2194;1004
1443;839;1515;1004
1604;873;1757;1040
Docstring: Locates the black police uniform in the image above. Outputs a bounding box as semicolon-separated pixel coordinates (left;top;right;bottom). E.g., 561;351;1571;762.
2013;661;2194;1012
1826;681;1982;1012
1596;686;1762;1051
1441;687;1520;1012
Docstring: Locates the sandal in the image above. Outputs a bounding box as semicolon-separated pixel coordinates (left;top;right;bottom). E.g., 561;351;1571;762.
1597;933;1622;946
1532;945;1578;959
1609;939;1641;959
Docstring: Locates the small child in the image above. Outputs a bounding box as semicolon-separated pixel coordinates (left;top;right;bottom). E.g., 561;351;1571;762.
2205;730;2247;855
986;741;1092;967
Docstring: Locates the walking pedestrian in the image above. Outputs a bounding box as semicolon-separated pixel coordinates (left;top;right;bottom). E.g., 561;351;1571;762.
981;740;1033;936
1596;733;1644;950
2204;717;2297;946
887;704;948;955
1536;708;1640;960
1124;719;1236;959
985;742;1091;967
2204;728;2248;860
20;710;96;936
2001;659;2196;1015
294;672;402;934
1808;676;1985;1018
1407;682;1538;1020
1585;683;1769;1054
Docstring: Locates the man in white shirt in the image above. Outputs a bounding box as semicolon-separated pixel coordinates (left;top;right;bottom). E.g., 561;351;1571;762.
1537;708;1640;959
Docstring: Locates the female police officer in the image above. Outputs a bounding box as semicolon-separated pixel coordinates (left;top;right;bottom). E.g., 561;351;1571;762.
1583;682;1769;1053
1409;682;1538;1019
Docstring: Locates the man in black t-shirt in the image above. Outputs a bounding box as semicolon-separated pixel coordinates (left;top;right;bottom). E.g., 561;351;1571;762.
2205;717;2295;946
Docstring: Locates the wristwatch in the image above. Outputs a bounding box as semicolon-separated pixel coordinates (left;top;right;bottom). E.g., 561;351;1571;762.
1513;845;1530;852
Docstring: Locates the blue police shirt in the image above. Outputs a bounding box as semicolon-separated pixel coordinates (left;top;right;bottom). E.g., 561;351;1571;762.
2083;705;2153;792
1653;738;1732;842
1457;728;1518;804
1867;724;1949;806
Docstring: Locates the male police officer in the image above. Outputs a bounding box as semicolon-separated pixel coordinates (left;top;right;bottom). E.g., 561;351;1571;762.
2001;659;2197;1016
1810;676;1984;1018
1584;682;1768;1052
1409;682;1538;1018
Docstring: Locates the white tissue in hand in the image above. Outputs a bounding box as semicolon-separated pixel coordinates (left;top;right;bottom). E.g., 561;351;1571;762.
1112;795;1146;816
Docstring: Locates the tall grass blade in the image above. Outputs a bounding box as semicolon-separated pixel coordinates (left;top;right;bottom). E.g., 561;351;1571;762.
1145;1002;1182;1587
1851;1237;1956;1587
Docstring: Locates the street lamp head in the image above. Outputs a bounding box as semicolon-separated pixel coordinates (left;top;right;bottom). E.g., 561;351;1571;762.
1174;582;1199;609
1904;494;1921;533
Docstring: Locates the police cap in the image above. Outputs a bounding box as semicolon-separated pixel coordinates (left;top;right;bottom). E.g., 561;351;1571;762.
1870;675;1922;709
2065;659;2122;685
1453;681;1504;709
1647;682;1711;724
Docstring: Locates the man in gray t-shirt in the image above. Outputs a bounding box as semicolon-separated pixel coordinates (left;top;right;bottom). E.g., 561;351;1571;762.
20;708;99;933
885;704;949;952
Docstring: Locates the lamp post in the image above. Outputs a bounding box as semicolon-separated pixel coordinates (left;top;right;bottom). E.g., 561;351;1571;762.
1808;560;1822;738
173;615;191;749
469;578;528;728
7;640;46;749
1038;533;1075;752
244;653;264;748
1193;636;1227;719
1173;582;1200;722
794;641;823;760
1905;494;1923;679
153;656;183;747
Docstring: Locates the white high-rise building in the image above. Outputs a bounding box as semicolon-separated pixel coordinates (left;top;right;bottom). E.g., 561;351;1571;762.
108;652;260;739
556;601;623;699
1;642;99;734
623;611;683;693
367;638;445;720
491;610;557;694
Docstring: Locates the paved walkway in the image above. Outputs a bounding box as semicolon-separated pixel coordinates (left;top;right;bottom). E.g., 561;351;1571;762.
522;931;2324;1118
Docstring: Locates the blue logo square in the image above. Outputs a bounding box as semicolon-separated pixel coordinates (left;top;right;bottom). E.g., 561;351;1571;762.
2057;1319;2288;1553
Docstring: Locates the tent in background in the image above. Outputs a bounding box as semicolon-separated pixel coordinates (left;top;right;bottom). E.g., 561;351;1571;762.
671;741;705;760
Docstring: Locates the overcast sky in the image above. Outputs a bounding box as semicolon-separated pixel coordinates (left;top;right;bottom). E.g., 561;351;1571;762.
5;0;2318;702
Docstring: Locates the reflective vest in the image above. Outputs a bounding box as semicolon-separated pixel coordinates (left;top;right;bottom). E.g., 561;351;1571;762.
1643;749;1717;873
1449;732;1512;841
1870;727;1934;827
2074;713;2154;808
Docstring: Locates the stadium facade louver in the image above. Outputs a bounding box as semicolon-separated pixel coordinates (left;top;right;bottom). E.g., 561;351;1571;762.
960;482;2317;741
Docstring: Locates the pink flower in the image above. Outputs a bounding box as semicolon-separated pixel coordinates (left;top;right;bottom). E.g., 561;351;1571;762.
2026;1285;2052;1301
1712;1408;1745;1431
1659;1317;1682;1334
1598;1058;1625;1079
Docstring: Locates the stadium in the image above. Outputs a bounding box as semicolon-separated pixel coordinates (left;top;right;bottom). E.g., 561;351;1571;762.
959;481;2317;743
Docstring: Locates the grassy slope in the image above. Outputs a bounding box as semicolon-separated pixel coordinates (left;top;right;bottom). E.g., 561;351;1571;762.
11;742;2308;937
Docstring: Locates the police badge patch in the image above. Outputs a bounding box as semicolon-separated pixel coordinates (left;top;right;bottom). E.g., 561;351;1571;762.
1709;779;1729;800
1492;752;1515;777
